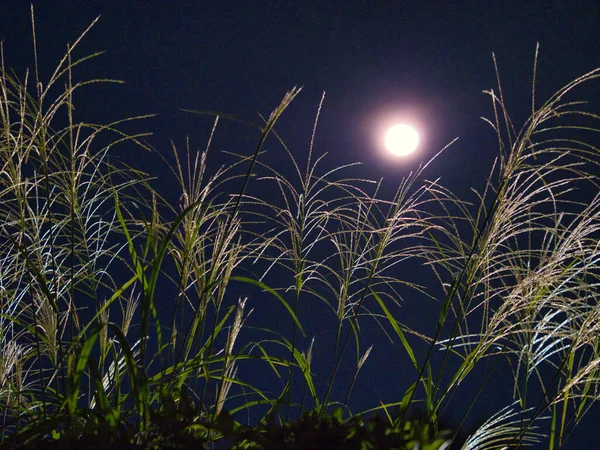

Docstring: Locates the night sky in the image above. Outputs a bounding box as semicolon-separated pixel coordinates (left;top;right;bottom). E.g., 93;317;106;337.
2;2;600;448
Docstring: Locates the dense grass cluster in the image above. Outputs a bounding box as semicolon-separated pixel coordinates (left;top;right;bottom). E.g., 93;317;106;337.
1;12;600;449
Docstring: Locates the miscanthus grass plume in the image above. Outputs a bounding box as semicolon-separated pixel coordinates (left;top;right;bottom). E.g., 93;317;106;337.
1;11;600;449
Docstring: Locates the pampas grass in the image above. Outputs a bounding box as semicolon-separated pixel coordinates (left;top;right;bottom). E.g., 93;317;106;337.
1;9;599;449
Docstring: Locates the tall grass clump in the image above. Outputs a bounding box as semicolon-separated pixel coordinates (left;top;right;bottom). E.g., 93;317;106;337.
1;12;600;449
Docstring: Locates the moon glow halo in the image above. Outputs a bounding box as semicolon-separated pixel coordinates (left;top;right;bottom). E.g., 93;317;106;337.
384;124;419;157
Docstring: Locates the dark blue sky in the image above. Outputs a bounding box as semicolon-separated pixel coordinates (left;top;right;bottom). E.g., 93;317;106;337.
4;1;598;186
2;2;599;448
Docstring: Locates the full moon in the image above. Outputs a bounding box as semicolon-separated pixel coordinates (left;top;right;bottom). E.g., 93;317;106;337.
385;124;419;156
